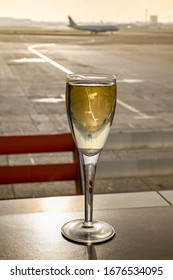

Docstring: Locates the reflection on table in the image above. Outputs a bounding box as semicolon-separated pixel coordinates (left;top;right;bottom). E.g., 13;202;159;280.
0;192;173;260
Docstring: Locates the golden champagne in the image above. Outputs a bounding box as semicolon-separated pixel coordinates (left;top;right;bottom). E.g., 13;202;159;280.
66;82;117;155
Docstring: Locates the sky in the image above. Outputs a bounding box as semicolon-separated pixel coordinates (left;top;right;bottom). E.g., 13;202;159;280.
0;0;172;23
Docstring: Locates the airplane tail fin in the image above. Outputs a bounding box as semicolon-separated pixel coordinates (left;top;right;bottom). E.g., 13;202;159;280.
68;16;77;27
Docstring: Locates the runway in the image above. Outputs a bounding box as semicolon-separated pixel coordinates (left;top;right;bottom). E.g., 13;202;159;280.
0;29;173;198
0;29;173;133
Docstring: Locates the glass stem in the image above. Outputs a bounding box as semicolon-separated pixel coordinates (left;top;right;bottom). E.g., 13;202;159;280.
79;152;100;227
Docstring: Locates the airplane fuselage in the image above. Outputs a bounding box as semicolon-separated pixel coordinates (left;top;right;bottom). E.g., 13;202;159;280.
68;16;119;34
72;24;119;33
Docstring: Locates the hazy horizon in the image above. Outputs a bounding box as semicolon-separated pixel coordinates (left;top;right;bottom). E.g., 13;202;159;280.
0;0;173;24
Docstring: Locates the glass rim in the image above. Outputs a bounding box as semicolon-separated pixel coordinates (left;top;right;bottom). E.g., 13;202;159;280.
67;73;116;82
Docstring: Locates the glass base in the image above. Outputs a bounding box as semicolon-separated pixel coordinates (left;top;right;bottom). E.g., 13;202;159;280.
61;219;115;244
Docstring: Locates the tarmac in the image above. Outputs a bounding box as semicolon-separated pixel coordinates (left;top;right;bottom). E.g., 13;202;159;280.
0;28;173;199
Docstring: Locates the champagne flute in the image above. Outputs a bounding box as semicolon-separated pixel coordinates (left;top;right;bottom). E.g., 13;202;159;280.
61;73;117;244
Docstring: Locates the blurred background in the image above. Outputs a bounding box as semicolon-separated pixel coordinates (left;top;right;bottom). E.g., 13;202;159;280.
0;0;173;199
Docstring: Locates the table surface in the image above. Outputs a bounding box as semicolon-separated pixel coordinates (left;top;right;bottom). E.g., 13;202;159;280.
0;191;173;260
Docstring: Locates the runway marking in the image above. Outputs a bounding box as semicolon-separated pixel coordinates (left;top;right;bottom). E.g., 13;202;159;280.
117;100;155;119
33;95;65;103
10;58;45;63
28;44;154;119
118;79;144;83
28;44;72;75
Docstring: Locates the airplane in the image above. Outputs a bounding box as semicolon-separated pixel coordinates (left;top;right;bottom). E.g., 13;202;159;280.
67;16;119;34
